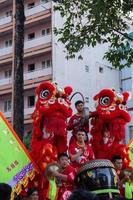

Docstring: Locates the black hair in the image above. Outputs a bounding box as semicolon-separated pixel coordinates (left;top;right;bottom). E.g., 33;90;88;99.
76;128;86;133
0;183;12;200
76;129;88;142
58;152;69;160
68;189;99;200
27;188;38;197
112;155;122;163
75;100;84;107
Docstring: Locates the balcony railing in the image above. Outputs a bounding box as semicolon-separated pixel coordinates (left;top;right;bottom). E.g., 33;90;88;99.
4;107;35;118
0;35;51;56
25;2;51;17
0;0;8;3
24;35;51;49
0;77;12;85
0;46;12;56
0;2;51;27
3;111;11;118
0;67;52;86
0;16;12;25
24;107;34;115
24;67;52;80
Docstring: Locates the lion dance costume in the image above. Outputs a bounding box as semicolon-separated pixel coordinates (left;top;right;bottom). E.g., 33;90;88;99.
90;89;131;167
30;82;73;199
31;81;73;171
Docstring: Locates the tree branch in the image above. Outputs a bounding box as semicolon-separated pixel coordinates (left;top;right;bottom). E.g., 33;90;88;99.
112;28;133;41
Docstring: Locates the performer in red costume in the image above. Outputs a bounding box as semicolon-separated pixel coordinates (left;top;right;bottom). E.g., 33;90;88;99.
30;82;73;199
31;81;73;171
69;130;95;169
112;155;123;176
67;100;91;147
51;153;76;200
90;88;131;168
96;125;115;159
67;100;89;134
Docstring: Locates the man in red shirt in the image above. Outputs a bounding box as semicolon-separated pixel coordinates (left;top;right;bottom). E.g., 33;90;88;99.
69;130;95;169
67;100;91;147
51;153;76;200
112;155;123;176
67;100;89;135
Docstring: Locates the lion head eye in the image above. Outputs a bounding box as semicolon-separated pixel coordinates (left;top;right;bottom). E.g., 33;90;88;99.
40;89;50;99
100;96;110;106
119;104;125;110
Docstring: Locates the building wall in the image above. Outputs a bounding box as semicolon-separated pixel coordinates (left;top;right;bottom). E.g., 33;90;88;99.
0;0;52;135
1;0;132;144
52;6;120;112
121;65;133;143
121;20;133;143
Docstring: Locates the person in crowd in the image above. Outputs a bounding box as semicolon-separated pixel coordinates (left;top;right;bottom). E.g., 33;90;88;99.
112;155;123;176
68;189;99;200
26;188;39;200
0;183;12;200
67;100;89;136
51;152;76;200
119;169;133;200
96;126;115;159
69;129;95;169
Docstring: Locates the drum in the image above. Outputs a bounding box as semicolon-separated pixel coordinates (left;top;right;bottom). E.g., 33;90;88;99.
45;163;60;180
75;159;120;199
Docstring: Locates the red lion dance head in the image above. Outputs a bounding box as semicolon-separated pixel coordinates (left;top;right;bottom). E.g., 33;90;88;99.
94;89;131;122
35;81;73;118
91;89;131;168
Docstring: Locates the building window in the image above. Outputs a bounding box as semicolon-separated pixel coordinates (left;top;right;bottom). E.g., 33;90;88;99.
4;100;11;112
85;97;89;103
42;29;46;36
28;33;35;40
99;67;104;73
28;2;35;9
46;28;50;35
47;59;51;67
28;63;35;72
121;78;132;91
42;28;51;36
42;60;46;68
5;69;12;78
6;10;12;17
5;40;12;47
85;65;89;72
42;59;51;68
28;96;35;107
41;0;50;3
129;126;133;140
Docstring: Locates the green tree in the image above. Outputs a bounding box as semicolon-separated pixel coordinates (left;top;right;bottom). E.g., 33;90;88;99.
23;131;32;150
54;0;133;69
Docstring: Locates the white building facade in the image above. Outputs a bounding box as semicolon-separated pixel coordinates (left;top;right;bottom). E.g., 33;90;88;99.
0;0;121;139
121;21;133;143
52;3;120;110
